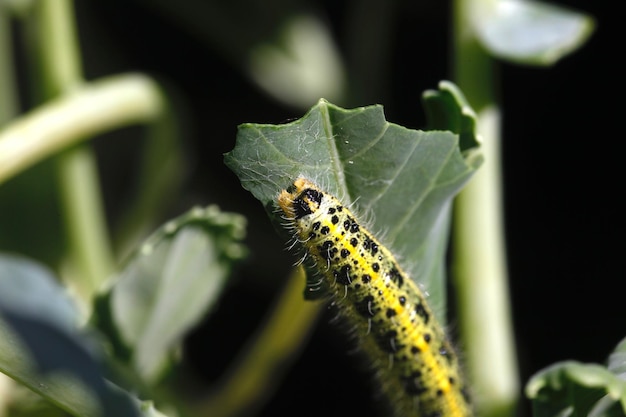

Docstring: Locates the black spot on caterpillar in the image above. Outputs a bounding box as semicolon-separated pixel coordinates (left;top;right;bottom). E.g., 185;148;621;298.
278;177;472;417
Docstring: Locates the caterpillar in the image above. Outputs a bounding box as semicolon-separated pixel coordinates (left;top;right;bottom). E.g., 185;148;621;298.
278;177;472;417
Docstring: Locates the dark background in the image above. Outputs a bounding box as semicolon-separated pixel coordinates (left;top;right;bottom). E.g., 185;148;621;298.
7;0;625;416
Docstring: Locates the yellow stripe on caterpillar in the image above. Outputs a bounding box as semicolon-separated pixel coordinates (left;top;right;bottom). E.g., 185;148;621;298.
278;177;472;417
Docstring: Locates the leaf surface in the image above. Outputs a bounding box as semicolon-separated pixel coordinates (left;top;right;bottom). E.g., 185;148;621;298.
225;87;481;315
105;206;247;383
526;337;626;417
470;0;595;66
0;254;144;417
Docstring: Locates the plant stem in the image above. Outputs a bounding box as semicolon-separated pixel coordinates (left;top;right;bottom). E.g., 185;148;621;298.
193;267;322;417
452;1;519;416
0;75;164;184
28;0;113;301
0;10;21;416
112;98;183;259
0;11;17;126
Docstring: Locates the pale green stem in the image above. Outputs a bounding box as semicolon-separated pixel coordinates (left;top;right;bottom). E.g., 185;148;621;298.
112;100;183;260
0;10;18;416
0;75;165;185
28;0;112;300
452;0;519;416
192;267;323;417
0;11;18;125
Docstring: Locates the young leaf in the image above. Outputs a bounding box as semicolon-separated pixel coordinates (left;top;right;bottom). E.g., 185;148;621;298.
100;206;247;383
422;80;481;155
224;92;481;316
468;0;595;66
526;337;626;417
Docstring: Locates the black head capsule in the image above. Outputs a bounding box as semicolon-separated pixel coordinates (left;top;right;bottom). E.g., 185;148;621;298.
293;188;323;219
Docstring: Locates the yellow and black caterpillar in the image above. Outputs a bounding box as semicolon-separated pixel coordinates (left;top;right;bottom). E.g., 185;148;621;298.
278;177;472;417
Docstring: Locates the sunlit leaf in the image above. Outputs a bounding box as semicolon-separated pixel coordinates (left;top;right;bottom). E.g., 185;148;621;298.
470;0;595;66
225;89;481;316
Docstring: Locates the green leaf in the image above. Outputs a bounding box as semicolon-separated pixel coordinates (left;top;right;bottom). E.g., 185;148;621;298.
0;253;145;417
101;206;247;383
224;93;481;316
470;0;595;66
0;253;79;330
422;80;481;156
526;337;626;417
